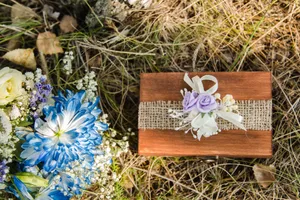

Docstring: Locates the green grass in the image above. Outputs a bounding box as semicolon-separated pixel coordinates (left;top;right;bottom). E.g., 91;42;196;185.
1;0;299;199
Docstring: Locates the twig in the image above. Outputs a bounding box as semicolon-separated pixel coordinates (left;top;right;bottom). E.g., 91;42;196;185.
77;41;156;56
0;25;37;38
192;42;203;72
131;166;210;198
273;75;300;127
38;52;52;85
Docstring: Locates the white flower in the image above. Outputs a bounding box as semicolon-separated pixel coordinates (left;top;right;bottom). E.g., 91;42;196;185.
89;71;96;79
62;51;74;75
0;133;19;158
76;71;98;101
222;94;238;112
9;105;21;120
0;110;12;144
25;72;34;80
0;67;25;105
214;93;221;100
34;68;43;82
25;80;34;90
222;94;235;106
191;113;219;140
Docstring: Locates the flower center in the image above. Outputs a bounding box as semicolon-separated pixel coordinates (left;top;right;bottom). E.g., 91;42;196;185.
6;81;12;93
201;97;210;104
55;130;64;137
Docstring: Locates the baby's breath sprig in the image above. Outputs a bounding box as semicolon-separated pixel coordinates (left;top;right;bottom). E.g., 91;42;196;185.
76;71;98;101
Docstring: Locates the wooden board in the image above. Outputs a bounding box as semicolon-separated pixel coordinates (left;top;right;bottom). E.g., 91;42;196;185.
139;72;272;157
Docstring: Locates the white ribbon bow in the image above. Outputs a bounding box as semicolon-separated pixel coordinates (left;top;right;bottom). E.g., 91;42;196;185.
184;73;246;131
184;73;218;94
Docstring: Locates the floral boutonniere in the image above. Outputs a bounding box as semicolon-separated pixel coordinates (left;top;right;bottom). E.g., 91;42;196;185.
169;73;246;140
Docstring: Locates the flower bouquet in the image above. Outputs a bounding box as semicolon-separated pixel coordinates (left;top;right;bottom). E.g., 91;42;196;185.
0;67;129;199
169;73;246;140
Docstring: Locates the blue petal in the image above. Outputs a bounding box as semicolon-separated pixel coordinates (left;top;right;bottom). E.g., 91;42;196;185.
48;190;69;200
20;147;35;158
96;121;109;131
89;97;100;110
66;98;81;113
65;90;74;99
44;160;57;172
12;177;34;200
28;138;42;146
91;108;101;118
73;90;85;102
64;130;79;140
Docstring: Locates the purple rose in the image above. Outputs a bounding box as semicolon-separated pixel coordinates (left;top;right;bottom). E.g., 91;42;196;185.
196;93;218;113
183;91;199;112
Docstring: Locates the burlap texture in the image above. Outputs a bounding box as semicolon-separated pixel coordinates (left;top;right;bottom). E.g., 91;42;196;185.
138;100;272;130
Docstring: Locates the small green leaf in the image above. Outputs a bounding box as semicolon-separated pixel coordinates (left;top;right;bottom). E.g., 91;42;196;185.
13;140;25;161
15;172;48;188
201;113;205;118
17;119;33;127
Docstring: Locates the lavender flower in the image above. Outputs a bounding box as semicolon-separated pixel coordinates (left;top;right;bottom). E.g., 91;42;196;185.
183;91;199;112
29;77;53;118
196;93;218;113
0;160;9;183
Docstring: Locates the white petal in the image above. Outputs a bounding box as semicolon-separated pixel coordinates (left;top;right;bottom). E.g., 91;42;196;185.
35;119;55;137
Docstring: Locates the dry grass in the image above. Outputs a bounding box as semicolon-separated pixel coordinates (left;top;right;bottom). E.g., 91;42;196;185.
0;0;300;199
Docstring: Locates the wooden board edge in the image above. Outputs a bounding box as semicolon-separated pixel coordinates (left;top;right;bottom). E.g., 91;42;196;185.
139;71;272;101
138;129;273;158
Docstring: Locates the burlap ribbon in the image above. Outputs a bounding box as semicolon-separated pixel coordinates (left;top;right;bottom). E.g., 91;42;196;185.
138;100;272;130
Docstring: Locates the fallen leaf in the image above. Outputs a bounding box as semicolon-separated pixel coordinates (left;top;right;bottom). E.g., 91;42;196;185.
11;3;38;23
36;32;64;55
253;164;276;188
121;175;134;189
87;55;102;67
59;15;78;33
2;48;36;70
7;37;21;51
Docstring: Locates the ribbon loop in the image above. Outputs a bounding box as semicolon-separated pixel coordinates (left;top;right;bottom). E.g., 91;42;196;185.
200;75;218;94
216;110;246;131
183;73;218;94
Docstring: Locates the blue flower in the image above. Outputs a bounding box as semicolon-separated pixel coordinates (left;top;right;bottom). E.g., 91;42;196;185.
9;176;69;200
19;90;109;173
